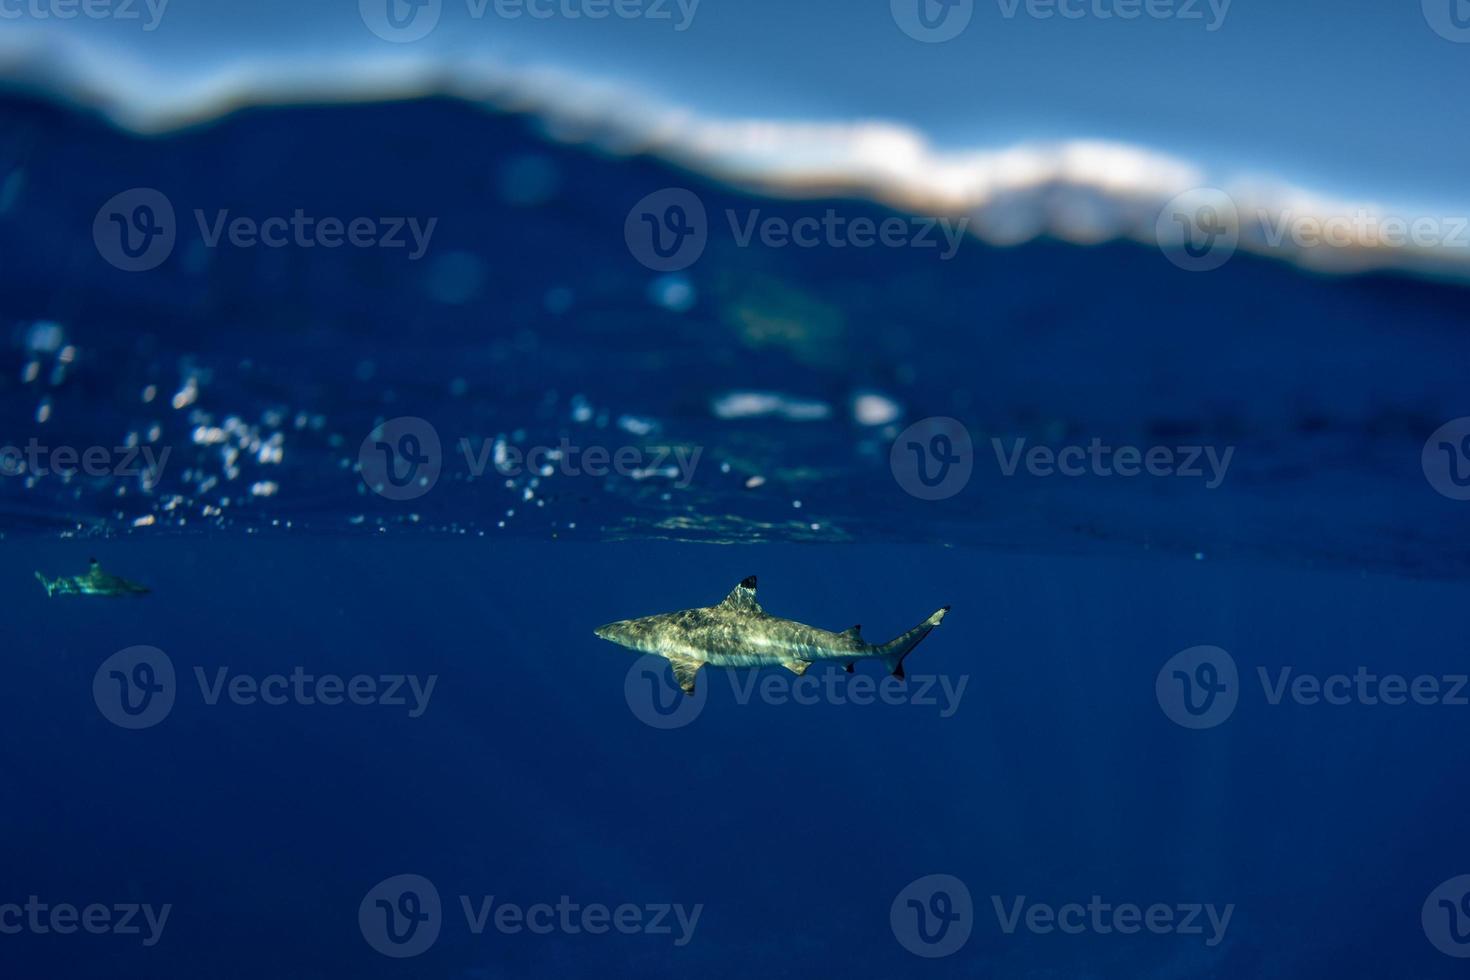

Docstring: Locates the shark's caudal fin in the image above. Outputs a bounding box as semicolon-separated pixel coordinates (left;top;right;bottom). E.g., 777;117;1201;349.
877;607;950;679
34;572;54;598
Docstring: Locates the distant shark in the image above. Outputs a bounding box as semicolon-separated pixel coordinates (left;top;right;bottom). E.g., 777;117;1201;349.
35;559;150;598
595;576;948;694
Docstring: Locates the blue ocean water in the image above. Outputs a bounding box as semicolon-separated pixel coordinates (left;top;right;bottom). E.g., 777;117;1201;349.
2;10;1470;977
6;537;1470;977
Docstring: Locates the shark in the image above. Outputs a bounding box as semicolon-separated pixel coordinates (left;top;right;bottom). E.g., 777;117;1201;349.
594;575;948;695
35;559;150;598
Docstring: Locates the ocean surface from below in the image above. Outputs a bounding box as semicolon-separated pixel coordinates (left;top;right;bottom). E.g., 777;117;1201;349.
0;93;1466;580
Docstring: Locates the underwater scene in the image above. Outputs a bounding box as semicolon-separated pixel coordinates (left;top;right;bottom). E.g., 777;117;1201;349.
2;1;1469;977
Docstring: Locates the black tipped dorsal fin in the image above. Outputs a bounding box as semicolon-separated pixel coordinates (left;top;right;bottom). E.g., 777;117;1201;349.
718;576;762;614
839;624;863;639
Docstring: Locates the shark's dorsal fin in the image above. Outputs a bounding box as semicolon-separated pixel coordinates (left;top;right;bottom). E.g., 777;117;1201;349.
840;624;863;639
718;575;762;614
87;559;104;579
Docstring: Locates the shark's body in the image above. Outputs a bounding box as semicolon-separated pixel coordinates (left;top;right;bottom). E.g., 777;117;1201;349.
35;559;150;598
594;576;948;694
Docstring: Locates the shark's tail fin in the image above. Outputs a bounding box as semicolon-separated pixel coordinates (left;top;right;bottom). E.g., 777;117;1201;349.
34;572;54;598
878;607;949;679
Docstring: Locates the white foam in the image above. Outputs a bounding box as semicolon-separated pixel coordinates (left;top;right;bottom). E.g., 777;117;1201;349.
712;392;832;422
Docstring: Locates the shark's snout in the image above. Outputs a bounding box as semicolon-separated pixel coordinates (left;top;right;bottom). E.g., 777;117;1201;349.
594;620;632;644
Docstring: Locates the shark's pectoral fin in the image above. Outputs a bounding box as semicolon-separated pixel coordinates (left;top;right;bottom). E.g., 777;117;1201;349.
781;660;812;676
666;655;704;696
